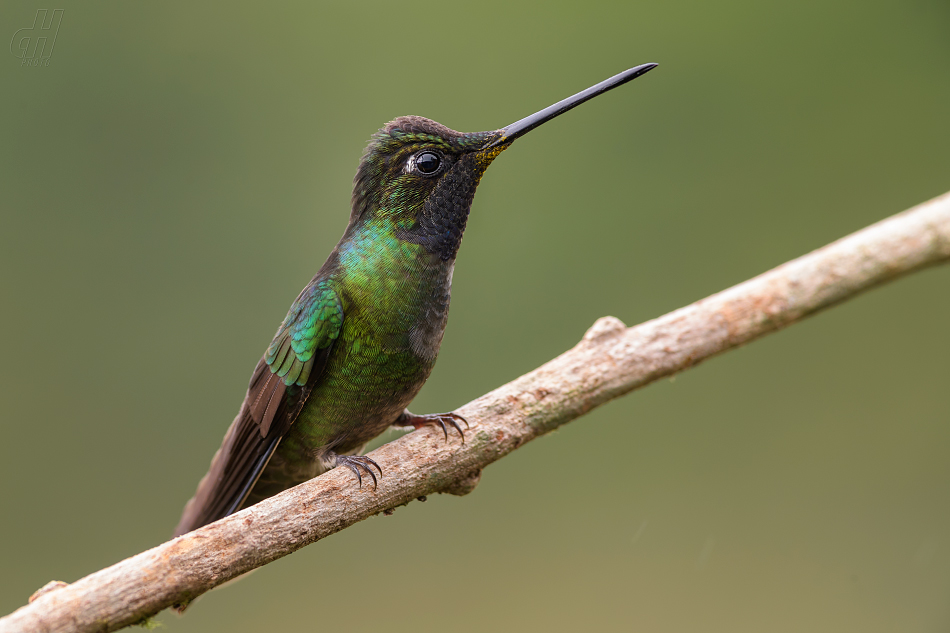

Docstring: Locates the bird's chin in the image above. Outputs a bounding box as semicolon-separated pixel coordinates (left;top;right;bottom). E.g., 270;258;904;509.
474;142;511;170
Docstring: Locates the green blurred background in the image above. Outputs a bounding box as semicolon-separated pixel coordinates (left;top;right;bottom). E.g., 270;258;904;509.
2;0;949;630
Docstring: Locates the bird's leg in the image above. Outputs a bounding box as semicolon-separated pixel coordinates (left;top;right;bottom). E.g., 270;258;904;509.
327;452;383;490
394;409;469;442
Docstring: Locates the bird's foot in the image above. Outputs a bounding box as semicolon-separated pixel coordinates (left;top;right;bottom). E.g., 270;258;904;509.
331;453;383;490
397;410;469;443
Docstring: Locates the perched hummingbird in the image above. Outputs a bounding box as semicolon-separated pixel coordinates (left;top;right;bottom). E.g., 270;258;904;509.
175;63;658;537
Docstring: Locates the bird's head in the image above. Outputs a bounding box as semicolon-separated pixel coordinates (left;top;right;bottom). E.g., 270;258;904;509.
349;63;658;261
349;117;506;261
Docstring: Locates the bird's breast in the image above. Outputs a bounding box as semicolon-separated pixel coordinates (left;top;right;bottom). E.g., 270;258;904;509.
336;228;455;360
407;262;453;361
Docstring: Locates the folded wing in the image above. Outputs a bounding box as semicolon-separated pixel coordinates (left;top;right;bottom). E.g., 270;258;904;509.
174;281;343;536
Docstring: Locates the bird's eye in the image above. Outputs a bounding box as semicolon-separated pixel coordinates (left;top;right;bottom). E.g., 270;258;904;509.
414;152;441;175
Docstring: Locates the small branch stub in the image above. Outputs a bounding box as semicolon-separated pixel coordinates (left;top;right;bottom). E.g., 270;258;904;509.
28;582;68;604
440;469;482;496
583;316;627;342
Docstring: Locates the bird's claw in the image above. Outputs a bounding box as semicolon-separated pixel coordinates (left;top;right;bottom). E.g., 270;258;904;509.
404;412;469;443
334;454;383;490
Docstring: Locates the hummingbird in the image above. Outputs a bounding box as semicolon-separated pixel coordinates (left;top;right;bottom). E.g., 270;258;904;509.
174;63;658;537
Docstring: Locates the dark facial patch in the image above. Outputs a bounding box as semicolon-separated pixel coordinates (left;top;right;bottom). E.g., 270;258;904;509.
404;154;481;261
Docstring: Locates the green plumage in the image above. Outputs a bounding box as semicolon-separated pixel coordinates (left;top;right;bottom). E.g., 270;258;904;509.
252;220;453;505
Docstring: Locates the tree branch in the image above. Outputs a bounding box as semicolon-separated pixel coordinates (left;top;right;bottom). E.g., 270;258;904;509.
3;191;949;633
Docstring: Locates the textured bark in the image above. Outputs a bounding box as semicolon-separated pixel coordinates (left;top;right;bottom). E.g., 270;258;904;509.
3;191;949;633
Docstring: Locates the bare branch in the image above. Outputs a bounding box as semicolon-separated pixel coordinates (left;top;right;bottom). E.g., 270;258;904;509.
3;191;948;633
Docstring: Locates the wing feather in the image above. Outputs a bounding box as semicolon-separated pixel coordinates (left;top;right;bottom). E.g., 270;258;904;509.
174;281;343;536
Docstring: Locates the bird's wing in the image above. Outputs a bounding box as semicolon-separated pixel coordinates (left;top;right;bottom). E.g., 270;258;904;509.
174;281;343;536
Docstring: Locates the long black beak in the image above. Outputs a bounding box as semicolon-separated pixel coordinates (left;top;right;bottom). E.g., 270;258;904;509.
489;63;658;147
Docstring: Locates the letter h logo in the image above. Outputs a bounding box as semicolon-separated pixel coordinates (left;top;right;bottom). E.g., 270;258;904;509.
10;10;64;64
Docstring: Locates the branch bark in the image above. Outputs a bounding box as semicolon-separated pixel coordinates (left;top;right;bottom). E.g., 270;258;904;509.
3;191;949;633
